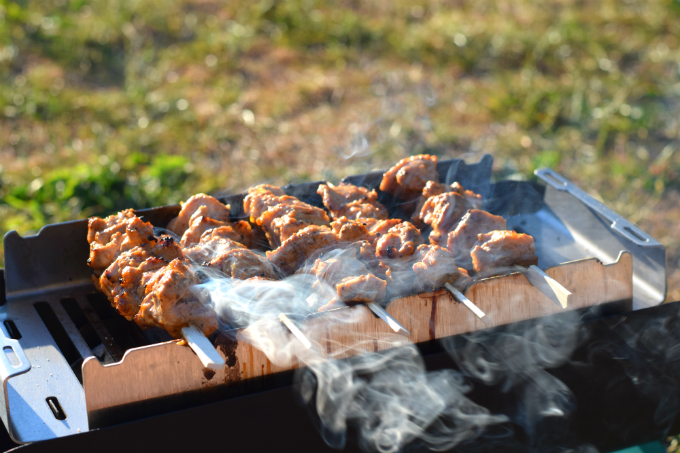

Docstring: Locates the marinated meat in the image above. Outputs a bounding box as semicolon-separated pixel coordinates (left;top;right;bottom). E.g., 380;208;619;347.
244;184;330;248
379;154;438;200
375;222;423;259
419;192;478;247
266;225;339;276
411;181;482;226
317;182;388;220
180;216;252;248
167;194;231;236
447;210;507;271
412;244;470;292
183;235;246;263
88;212;157;275
471;230;539;274
135;259;218;338
312;257;387;311
99;236;185;320
204;239;280;280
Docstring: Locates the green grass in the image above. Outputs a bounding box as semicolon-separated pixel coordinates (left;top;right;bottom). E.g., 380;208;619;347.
1;0;679;299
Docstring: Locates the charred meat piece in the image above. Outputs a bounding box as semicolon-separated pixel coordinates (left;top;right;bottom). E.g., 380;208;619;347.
266;225;339;276
411;181;482;226
99;236;185;320
312;257;387;312
419;191;479;247
375;222;423;259
471;230;539;274
167;194;231;237
412;244;470;292
317;182;388;220
244;184;330;249
379;154;438;200
135;259;218;338
87;211;157;276
180;215;252;248
447;210;507;271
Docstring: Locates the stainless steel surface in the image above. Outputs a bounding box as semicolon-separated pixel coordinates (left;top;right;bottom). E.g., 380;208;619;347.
532;168;666;308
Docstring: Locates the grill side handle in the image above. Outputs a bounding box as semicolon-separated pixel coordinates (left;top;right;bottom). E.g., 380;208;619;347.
0;319;32;440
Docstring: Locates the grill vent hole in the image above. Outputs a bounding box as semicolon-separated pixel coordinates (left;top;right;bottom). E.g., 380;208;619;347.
60;298;103;351
34;302;83;382
3;346;20;367
623;226;648;242
46;397;67;420
3;320;21;339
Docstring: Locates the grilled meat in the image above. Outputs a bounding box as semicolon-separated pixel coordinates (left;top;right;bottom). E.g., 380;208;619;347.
419;191;479;247
411;181;482;226
317;182;388;220
412;244;470;292
379;154;438;200
203;239;280;280
167;194;231;236
266;225;339;276
471;230;539;274
244;184;330;248
375;221;423;259
312;256;387;312
135;259;218;338
447;210;507;271
180;215;252;248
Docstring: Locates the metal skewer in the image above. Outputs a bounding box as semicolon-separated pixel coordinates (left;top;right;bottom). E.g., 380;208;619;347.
367;302;410;337
181;325;226;370
278;313;314;350
444;283;490;325
517;265;572;309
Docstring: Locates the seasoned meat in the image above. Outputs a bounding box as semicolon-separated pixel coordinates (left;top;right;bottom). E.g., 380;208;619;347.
411;181;482;227
317;182;388;220
266;225;339;276
419;192;478;247
135;259;218;338
379;154;438;200
471;230;539;274
312;257;387;311
244;184;330;248
180;215;252;248
99;236;185;320
447;210;507;271
375;222;423;259
183;235;245;263
412;244;470;292
87;212;157;275
167;194;231;236
204;239;280;280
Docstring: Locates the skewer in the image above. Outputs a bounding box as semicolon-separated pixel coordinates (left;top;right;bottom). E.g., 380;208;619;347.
444;283;490;325
278;313;314;350
367;302;410;337
181;325;226;370
517;265;571;309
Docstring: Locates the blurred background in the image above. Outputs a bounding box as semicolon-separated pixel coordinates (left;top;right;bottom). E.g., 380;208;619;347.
0;0;678;301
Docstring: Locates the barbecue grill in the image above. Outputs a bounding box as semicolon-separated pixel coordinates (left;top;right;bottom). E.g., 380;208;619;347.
1;155;675;453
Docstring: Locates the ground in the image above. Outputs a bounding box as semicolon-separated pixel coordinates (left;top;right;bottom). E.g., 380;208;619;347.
0;0;678;300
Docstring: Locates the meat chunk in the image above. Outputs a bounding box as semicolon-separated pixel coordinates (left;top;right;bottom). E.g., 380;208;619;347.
180;215;252;248
167;194;231;236
266;225;339;276
244;184;330;248
419;192;479;247
471;230;539;274
412;245;470;292
87;211;156;275
447;210;507;271
312;256;387;311
99;236;185;320
135;259;218;338
411;181;482;226
375;222;423;259
379;154;438;200
203;239;280;280
317;182;388;220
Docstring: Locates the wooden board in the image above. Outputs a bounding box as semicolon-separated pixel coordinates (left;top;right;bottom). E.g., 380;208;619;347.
83;252;633;420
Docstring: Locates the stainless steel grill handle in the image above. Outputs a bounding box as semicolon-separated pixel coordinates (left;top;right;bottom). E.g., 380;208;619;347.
535;168;661;248
0;323;31;382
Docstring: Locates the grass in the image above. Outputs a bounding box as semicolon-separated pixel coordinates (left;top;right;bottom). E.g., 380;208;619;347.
0;0;679;300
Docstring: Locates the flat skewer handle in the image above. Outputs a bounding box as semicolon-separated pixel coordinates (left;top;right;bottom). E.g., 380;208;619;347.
278;313;313;349
521;265;572;309
444;283;490;325
367;303;410;337
181;325;225;370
